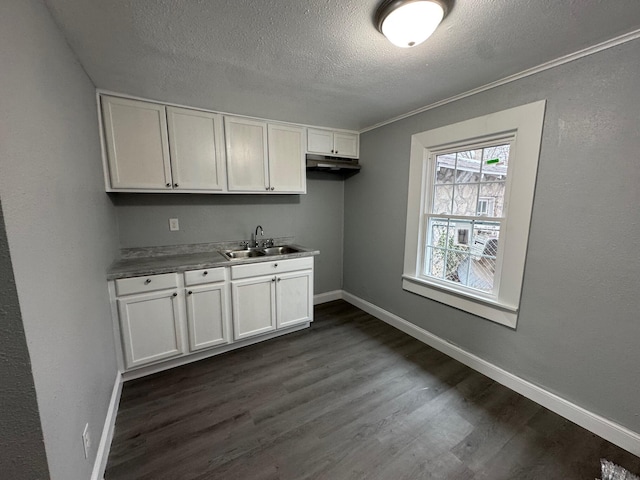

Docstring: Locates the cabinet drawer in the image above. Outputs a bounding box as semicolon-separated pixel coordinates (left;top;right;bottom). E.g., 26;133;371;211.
231;257;313;280
184;267;226;286
115;273;179;296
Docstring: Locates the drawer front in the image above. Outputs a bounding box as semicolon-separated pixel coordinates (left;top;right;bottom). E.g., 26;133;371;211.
184;267;226;286
115;273;179;296
231;257;313;280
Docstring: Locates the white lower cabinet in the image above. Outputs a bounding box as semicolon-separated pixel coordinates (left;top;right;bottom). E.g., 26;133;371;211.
117;288;184;369
185;268;231;351
111;257;314;372
231;257;313;340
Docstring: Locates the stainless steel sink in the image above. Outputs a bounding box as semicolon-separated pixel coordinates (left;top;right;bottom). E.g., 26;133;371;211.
262;246;302;256
221;248;266;260
221;245;302;260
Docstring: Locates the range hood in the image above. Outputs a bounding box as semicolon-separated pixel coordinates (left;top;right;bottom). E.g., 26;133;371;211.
306;154;361;176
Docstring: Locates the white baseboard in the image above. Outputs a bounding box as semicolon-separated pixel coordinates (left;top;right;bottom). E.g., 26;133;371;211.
342;291;640;458
91;372;123;480
314;290;343;305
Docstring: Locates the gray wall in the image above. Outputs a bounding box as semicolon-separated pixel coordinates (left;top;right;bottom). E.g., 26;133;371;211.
0;1;120;478
0;199;49;479
114;172;345;294
344;40;640;433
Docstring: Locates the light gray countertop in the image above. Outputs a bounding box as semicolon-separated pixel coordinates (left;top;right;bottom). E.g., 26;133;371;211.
107;241;319;280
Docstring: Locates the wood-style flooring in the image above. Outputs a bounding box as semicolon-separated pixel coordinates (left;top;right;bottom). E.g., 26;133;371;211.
105;300;640;479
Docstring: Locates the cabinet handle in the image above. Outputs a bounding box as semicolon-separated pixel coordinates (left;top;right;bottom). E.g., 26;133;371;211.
172;292;177;297
188;291;192;295
203;271;208;276
166;183;171;188
144;279;152;284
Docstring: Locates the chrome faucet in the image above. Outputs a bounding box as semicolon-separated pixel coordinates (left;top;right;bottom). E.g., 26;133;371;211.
253;225;264;247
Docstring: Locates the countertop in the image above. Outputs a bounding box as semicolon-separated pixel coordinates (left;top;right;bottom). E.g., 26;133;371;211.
107;241;319;280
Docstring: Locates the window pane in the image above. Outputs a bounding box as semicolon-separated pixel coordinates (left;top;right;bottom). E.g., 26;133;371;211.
481;144;510;182
455;149;482;183
435;154;455;184
427;218;448;247
432;185;453;214
452;184;478;216
479;184;504;217
445;250;467;283
426;247;445;279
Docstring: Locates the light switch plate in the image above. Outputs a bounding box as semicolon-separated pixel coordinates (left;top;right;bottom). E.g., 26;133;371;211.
169;218;179;231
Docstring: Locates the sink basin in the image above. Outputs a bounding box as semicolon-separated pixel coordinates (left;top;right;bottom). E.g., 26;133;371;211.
221;248;265;260
221;245;303;260
262;246;302;256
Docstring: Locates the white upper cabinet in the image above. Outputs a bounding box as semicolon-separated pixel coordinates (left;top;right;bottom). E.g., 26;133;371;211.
267;124;306;193
167;107;226;191
225;116;269;192
225;117;306;194
101;95;172;190
307;128;359;158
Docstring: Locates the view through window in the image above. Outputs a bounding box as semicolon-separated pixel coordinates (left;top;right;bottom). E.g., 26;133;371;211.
424;142;511;294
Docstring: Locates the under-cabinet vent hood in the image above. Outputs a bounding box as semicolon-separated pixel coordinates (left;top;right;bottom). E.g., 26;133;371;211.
306;154;360;176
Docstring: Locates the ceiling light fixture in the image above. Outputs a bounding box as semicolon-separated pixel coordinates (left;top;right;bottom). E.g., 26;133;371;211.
375;0;447;48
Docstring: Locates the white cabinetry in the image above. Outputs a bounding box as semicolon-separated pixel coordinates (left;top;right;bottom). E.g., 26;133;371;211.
167;107;227;191
101;95;172;190
101;96;226;192
231;257;313;340
115;274;184;369
184;268;231;351
268;124;306;193
225;117;306;193
225;116;269;192
307;128;359;158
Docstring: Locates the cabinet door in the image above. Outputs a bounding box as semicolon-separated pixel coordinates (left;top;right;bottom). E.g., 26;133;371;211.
185;283;230;351
276;270;313;329
231;276;276;340
101;96;172;190
117;289;183;369
225;116;269;192
167;107;226;191
333;132;359;158
268;124;306;193
307;128;334;155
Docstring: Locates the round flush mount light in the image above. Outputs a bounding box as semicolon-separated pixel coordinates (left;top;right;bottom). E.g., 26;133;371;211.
376;0;447;48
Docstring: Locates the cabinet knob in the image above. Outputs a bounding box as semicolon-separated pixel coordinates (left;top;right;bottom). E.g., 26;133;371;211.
270;187;275;191
174;183;179;187
203;271;208;276
274;263;278;268
166;183;171;188
277;278;281;282
144;279;152;284
172;292;177;297
272;277;276;282
265;187;269;191
335;150;338;154
188;291;192;295
331;149;335;153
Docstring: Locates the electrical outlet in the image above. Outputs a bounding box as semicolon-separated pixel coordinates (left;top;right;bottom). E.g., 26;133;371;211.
169;218;179;231
82;423;91;459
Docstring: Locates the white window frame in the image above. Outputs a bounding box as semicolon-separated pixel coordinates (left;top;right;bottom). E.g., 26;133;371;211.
402;101;546;328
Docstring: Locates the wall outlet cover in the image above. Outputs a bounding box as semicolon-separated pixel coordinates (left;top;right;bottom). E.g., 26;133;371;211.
169;218;179;231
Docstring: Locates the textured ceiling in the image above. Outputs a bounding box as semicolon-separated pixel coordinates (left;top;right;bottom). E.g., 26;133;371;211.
44;0;640;131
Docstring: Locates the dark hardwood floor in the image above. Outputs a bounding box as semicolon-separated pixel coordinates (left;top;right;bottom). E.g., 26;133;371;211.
105;300;640;479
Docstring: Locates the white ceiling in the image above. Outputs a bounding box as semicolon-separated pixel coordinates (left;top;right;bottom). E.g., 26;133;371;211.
44;0;640;131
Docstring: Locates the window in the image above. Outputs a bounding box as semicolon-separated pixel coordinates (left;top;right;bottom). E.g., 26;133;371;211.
402;101;546;327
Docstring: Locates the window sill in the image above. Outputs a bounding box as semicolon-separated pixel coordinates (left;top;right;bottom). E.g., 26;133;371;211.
401;275;518;328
